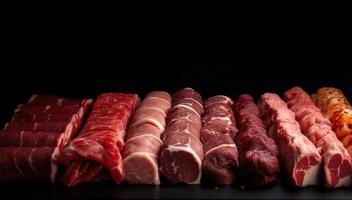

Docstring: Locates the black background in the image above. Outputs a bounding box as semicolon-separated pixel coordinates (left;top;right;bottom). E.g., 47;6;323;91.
0;52;351;199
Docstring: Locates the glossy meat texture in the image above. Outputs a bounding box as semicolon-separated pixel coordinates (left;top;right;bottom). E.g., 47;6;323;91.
160;88;204;184
285;87;352;187
200;95;238;185
258;93;322;187
312;87;352;157
58;93;139;186
0;95;92;183
233;94;280;186
122;91;171;185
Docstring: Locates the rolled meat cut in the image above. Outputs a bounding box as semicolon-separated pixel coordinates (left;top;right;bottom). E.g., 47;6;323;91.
160;88;204;184
200;95;238;185
284;86;352;187
0;95;93;183
58;93;139;186
258;93;322;187
233;94;280;186
312;87;352;157
122;91;172;184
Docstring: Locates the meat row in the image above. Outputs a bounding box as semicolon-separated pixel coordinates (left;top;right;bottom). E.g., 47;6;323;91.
284;87;352;187
160;88;205;184
201;95;238;185
122;91;172;185
0;95;93;183
233;94;280;186
58;93;139;186
258;93;322;187
312;87;352;156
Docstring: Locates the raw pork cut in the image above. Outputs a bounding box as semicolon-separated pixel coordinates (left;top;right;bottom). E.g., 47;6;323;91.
284;86;352;187
258;93;322;187
0;147;59;183
58;93;139;186
200;95;238;185
233;94;280;186
160;88;204;184
122;91;171;184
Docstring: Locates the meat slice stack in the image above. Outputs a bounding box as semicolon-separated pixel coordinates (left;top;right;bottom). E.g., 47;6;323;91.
312;87;352;157
200;95;238;185
58;93;139;186
284;87;352;187
0;95;93;183
122;91;172;184
160;88;204;184
233;94;280;186
258;93;322;187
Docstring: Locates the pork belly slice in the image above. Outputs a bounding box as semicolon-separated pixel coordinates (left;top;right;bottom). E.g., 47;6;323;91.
122;91;171;185
284;86;352;187
233;94;280;186
258;93;322;187
160;88;204;184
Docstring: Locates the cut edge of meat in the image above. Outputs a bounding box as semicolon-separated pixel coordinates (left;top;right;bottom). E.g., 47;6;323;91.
293;153;322;187
160;144;202;184
123;152;160;185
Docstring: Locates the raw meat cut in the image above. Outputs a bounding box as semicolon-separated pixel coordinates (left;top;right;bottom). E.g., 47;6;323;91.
200;95;238;185
0;95;92;183
284;86;352;187
312;87;352;157
160;88;204;184
58;93;139;186
233;94;280;186
122;91;172;184
258;93;322;187
0;130;64;148
0;147;59;183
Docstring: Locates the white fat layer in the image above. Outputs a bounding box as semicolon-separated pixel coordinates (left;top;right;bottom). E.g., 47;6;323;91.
146;96;171;106
204;144;237;156
130;118;165;133
137;107;167;117
171;104;201;119
206;95;233;107
19;130;24;147
295;155;322;186
45;105;51;112
165;145;202;184
208;116;232;126
126;134;163;145
13;150;24;175
33;122;38;131
183;97;203;108
332;172;352;187
4;122;9;130
123;153;160;184
50;147;59;183
28;149;37;172
29;94;38;102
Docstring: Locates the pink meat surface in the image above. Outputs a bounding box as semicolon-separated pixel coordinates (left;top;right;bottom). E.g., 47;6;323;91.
258;93;322;187
200;95;238;185
160;88;204;184
122;91;171;185
284;86;352;187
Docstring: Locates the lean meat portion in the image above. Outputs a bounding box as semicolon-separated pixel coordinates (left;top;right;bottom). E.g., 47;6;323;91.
200;95;238;185
0;95;92;183
160;88;204;184
122;91;172;184
284;86;352;187
233;94;280;186
258;93;322;187
58;93;139;186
